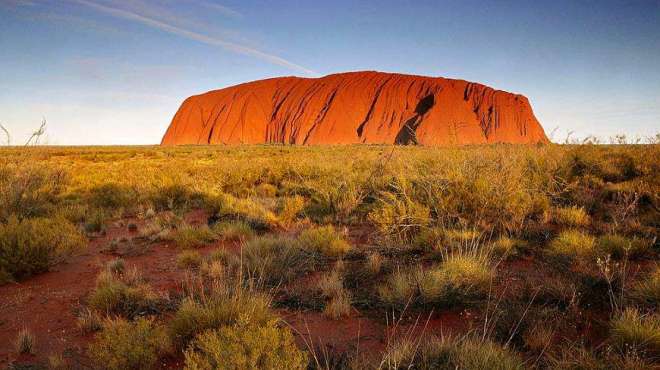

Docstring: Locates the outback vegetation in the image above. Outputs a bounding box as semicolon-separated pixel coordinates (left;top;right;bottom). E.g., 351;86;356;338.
0;143;658;369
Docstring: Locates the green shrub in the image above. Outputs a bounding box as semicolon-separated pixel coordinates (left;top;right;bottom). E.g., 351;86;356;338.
240;236;313;284
177;250;203;269
169;291;272;348
631;266;660;307
211;220;254;242
297;225;351;257
183;320;306;370
549;230;596;259
597;234;650;259
0;216;86;281
610;308;660;357
89;317;169;370
171;225;217;249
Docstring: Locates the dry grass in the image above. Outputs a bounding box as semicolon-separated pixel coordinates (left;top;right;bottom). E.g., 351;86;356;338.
1;144;658;367
15;328;35;354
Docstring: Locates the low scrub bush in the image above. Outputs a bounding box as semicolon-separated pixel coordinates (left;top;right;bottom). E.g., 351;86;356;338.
0;164;66;221
297;225;351;257
89;317;169;370
0;216;86;282
89;183;135;211
317;268;352;319
609;308;660;358
183;320;306;370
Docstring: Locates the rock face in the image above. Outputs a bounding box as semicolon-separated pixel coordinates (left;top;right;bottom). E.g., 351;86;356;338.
161;71;548;145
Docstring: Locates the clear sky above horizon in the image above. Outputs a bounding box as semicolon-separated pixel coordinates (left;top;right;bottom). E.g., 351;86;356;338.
1;0;659;145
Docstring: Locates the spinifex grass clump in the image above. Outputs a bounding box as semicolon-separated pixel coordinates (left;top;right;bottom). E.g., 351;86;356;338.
609;308;660;358
597;234;650;259
88;266;162;318
631;266;660;307
418;252;494;306
317;267;352;319
549;229;596;260
170;224;217;249
379;247;494;308
382;335;524;370
239;235;314;284
211;220;255;242
177;250;203;269
297;225;352;257
549;206;591;227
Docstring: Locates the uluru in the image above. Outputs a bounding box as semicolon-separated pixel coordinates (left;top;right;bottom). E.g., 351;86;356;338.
161;71;548;146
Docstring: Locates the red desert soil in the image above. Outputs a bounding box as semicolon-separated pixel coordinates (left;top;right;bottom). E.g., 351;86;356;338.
0;211;472;368
161;71;548;146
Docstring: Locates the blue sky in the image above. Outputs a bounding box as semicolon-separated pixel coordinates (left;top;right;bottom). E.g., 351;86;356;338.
1;0;659;145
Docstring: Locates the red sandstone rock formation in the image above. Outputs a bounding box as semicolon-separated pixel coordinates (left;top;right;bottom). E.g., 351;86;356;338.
161;71;548;145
